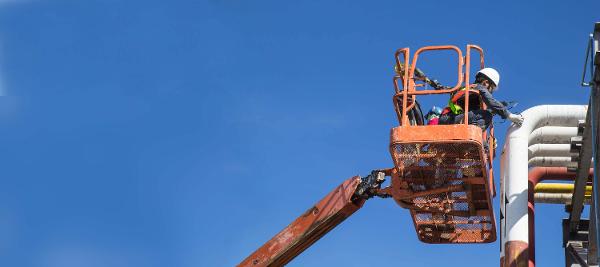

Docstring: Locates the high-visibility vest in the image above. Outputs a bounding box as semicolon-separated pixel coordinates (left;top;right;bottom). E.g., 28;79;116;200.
447;86;482;115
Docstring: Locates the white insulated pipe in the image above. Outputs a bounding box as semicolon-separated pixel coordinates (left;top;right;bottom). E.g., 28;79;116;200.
528;126;578;145
500;105;587;258
534;193;592;205
528;144;573;158
528;156;576;167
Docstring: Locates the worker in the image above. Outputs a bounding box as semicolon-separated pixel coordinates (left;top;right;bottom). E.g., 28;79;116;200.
438;67;524;129
425;106;442;125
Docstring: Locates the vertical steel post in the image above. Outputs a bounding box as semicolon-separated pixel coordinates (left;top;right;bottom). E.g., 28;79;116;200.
590;21;600;266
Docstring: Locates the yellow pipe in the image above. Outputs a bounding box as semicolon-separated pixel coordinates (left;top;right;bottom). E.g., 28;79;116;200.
534;183;592;195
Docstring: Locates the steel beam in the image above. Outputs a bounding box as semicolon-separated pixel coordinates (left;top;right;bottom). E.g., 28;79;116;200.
589;21;600;267
565;22;600;267
564;219;594;267
567;243;590;267
569;103;593;231
589;199;598;265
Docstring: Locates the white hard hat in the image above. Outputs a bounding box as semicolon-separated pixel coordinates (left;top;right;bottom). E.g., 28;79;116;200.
477;67;500;87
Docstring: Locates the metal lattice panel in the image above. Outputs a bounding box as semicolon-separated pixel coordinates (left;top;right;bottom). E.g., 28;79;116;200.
391;141;495;243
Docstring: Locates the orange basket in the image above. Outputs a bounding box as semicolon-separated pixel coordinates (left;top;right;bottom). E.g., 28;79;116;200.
389;125;496;243
387;45;497;244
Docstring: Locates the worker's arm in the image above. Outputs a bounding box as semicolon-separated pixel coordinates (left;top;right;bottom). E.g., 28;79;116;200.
475;84;511;119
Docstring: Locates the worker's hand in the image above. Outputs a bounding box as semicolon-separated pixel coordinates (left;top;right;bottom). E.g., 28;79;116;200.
508;113;524;126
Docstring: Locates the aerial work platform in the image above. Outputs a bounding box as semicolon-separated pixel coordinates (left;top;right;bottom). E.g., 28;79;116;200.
239;44;498;266
385;45;497;243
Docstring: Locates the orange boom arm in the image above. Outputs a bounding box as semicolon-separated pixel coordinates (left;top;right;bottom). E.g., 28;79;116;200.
238;173;386;267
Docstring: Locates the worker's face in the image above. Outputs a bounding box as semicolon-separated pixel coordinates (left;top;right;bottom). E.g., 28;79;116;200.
482;80;497;93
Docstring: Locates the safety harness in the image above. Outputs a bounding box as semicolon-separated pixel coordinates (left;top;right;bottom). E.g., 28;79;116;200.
443;86;482;115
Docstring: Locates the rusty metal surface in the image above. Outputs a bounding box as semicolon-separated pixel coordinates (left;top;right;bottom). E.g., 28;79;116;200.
504;240;529;267
387;124;496;243
238;176;364;267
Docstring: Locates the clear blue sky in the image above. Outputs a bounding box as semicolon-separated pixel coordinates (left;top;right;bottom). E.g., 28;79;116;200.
0;0;598;266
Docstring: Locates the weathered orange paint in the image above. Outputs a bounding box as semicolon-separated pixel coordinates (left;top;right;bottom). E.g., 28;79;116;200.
238;176;364;267
388;124;496;243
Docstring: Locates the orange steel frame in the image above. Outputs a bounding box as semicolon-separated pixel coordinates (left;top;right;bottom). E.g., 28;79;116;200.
387;124;497;243
387;45;497;243
393;44;496;189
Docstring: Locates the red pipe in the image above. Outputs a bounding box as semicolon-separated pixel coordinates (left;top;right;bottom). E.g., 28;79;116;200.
527;167;593;267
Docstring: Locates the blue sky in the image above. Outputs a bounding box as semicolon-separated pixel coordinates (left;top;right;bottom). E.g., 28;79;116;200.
0;0;598;266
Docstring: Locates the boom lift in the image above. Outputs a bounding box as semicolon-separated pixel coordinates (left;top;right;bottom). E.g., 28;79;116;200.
239;45;498;267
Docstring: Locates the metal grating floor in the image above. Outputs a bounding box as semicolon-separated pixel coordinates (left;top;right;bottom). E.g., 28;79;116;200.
391;142;495;243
